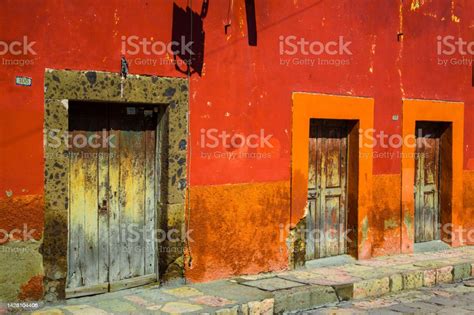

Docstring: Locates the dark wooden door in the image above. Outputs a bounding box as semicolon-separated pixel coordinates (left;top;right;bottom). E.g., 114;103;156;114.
67;103;161;298
307;120;348;259
415;122;441;243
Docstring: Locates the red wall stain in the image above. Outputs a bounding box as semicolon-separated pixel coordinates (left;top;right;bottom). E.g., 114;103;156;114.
18;275;44;301
0;195;43;244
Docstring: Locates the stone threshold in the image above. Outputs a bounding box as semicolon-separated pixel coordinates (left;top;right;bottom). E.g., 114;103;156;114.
237;247;474;314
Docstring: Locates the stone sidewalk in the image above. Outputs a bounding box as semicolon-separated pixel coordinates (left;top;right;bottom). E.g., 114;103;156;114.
303;280;474;314
8;246;474;314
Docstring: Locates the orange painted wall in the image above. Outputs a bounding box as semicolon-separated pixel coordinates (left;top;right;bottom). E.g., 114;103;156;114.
0;0;473;293
187;181;290;282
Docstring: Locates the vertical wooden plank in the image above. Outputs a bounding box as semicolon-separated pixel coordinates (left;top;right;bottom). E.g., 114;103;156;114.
316;123;324;258
144;108;157;275
97;105;110;285
339;128;348;255
433;137;441;240
117;106;146;280
306;121;317;260
68;105;100;289
108;106;122;283
68;134;86;289
131;107;146;278
118;107;134;280
82;108;100;287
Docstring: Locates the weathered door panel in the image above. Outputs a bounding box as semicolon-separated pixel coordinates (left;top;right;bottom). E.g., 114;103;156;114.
307;120;348;260
67;103;160;297
415;123;441;243
68;105;108;293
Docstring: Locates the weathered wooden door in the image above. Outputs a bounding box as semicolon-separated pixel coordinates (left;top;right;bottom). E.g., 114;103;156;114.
307;120;348;259
67;103;161;298
415;122;441;243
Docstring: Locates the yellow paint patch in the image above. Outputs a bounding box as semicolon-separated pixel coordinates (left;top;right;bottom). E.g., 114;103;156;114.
161;302;203;313
410;0;424;11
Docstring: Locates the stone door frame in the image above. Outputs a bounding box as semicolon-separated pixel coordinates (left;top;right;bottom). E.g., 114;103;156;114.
42;69;189;300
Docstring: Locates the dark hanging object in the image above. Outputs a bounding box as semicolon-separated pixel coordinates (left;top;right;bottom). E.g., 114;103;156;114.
244;0;257;46
121;56;129;78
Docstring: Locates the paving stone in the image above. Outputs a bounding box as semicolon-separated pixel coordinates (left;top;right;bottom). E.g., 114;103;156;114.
389;274;403;292
273;285;338;314
436;307;473;315
160;301;203;313
436;266;454;284
248;298;273;315
124;294;157;308
316;307;367;314
464;279;474;287
279;270;361;286
32;309;64;315
367;309;399;315
215;305;239;315
402;271;423;290
333;283;354;301
453;263;471;281
387;303;419;313
427;296;462;307
241;277;305;291
162;286;204;298
352;277;390;299
191;295;236;307
62;305;110;315
352;298;397;310
404;301;442;312
423;269;436;287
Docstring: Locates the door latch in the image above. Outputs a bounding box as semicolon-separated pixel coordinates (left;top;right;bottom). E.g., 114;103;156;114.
98;200;108;215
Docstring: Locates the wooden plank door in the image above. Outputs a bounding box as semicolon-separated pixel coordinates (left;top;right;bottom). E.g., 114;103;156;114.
307;120;348;260
108;105;158;291
415;123;441;243
67;103;159;297
68;104;109;296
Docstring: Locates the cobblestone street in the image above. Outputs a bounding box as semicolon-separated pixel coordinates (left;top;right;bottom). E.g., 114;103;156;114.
304;281;474;314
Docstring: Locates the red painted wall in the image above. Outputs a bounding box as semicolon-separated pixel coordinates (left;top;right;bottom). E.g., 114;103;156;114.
0;0;473;287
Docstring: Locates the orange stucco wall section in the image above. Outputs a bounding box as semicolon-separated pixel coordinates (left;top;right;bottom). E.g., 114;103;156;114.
401;99;464;251
291;93;374;259
186;181;290;282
